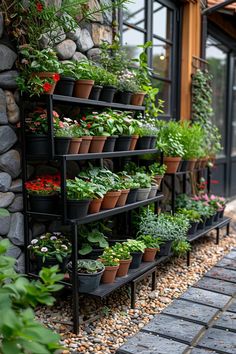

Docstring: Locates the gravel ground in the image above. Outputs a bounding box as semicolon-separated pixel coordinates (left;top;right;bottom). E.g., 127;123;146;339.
35;207;236;354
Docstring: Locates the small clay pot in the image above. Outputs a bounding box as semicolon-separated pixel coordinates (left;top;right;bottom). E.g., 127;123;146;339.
116;189;130;207
163;157;182;174
73;79;94;99
131;92;146;106
33;72;57;94
89;136;107;153
101;265;119;283
101;191;121;209
129;135;139;151
88;198;103;214
116;259;132;277
143;248;158;262
78;136;93;154
153;175;163;188
187;159;197;171
68;138;82;154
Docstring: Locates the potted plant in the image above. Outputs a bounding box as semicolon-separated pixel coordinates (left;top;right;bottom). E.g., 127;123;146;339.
116;70;139;105
78;223;109;258
123;239;146;269
136;123;157;150
67;259;104;292
177;208;202;235
28;232;71;272
112;111;139;151
99;71;118;103
72;61;95;99
133;172;152;201
89;65;107;100
111;243;132;277
190;199;215;229
88;183;107;214
54;122;72;155
136;234;161;262
74;117;93;154
66;177;97;219
25;174;60;214
172;239;191;257
148;163;167;188
67;122;83;154
121;177;140;204
55;61;76;97
17;47;60;96
99;247;120;283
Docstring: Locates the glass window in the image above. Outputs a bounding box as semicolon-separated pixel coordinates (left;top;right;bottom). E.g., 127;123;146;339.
152;78;171;115
153;1;172;40
123;0;145;29
206;36;227;153
231;58;236;155
152;38;171;78
122;26;145;60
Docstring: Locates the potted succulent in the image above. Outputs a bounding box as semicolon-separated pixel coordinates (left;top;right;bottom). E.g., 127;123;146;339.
56;61;76;97
28;232;71;272
17;47;60;96
111;243;132;277
99;247;120;283
136;234;161;262
123;239;146;269
133;172;152;201
67;259;104;292
116;70;139;105
25;174;60;214
99;71;118;103
72;61;95;99
66;177;97;219
148;162;167;191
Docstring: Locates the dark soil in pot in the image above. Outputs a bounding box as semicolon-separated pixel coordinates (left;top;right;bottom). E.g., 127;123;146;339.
89;85;103;100
67;199;91;219
129;251;143;269
103;136;118;152
54;76;75;96
54;137;71;155
100;85;116;102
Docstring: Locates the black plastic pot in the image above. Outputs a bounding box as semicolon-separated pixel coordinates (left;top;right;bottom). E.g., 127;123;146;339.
126;188;138;204
219;208;225;219
205;215;215;227
158;241;172;257
180;160;189;172
149;136;157;149
214;211;220;222
54;76;75;96
29;195;58;214
67;199;91;219
188;222;198;235
54;137;71;155
67;262;104;292
136;136;152;150
197;218;206;230
129;251;143;269
89;85;103;100
115;91;132;105
35;255;69;273
103;136;118;152
26;135;49;156
100;85;117;102
114;136;132;151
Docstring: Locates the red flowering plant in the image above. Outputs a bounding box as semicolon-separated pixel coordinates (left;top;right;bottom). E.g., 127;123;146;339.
26;109;63;135
16;47;60;96
25;174;61;196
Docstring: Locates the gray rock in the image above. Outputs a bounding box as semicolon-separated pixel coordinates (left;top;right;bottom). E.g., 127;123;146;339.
7;212;24;246
72;51;88;62
0;172;12;192
100;0;112;23
0;150;21;178
0;71;19;90
88;0;103;23
66;26;81;41
76;29;94;52
5;90;20;124
8;194;23;212
87;47;101;62
0;45;17;72
0;192;15;208
0;126;17;153
6;242;21;259
55;39;76;60
39;27;66;48
0;89;7;124
15;252;25;273
0;13;3;38
91;23;112;46
0;208;10;235
225;251;236;260
32;223;46;237
9;179;22;193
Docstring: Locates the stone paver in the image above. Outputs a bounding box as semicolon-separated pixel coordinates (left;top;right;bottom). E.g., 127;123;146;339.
194;277;236;296
205;267;236;283
214;311;236;332
180;287;231;309
163;299;219;325
190;349;217;354
216;258;236;270
227;299;236;313
141;314;204;345
225;251;236;260
116;331;189;354
198;328;236;353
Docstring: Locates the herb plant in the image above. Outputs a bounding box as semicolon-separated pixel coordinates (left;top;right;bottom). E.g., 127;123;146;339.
124;239;146;253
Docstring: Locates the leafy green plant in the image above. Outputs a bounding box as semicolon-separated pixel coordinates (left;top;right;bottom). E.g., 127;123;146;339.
148;163;167;176
100;247;120;266
66;177;100;200
177;208;202;222
137;208;159;239
117;70;139;93
0;239;63;354
156;120;185;157
154;213;190;242
180;121;206;159
69;259;105;274
123;162;146;175
79;166;120;192
78;226;109;256
124;239;146;253
172;239;191;257
132;172;152;188
111;243;131;260
136;234;161;249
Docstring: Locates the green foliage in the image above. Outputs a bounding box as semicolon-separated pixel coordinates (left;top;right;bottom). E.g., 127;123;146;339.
71;259;104;274
111;243;131;260
100;247;120;266
66;177;105;200
180;121;206;159
148;163;167;176
78;222;110;255
156;120;185;157
176;208;202;222
136;234;161;249
124;239;146;253
172;239;191;257
0;239;63;354
132;172;152;188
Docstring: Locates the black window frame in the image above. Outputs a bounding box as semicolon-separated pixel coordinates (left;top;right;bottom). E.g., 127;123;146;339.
119;0;181;120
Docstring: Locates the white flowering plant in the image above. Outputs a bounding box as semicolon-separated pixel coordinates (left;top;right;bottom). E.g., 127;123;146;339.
28;232;72;263
117;70;139;93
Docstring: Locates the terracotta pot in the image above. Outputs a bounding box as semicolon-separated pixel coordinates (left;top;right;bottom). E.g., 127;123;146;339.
131;92;146;106
101;265;119;283
89;136;107;153
116;259;132;277
101;191;121;209
73;79;94;99
78;136;93;154
34;72;57;94
163;157;182;173
129;135;139;151
116;189;130;207
143;248;158;262
153;175;163;187
68;138;82;154
187;159;197;171
195;159;201;170
88;198;103;214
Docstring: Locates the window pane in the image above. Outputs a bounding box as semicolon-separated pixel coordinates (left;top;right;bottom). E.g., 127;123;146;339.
152;38;171;78
123;0;145;29
152;78;171;115
123;26;145;60
206;36;227;154
231;59;236;155
153;1;172;40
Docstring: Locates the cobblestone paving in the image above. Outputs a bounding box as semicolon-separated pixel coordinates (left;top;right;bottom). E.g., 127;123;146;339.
117;249;236;354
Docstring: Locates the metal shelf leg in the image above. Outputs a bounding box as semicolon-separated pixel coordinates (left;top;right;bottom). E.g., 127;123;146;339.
187;251;191;267
71;223;79;334
131;282;136;309
216;228;220;245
